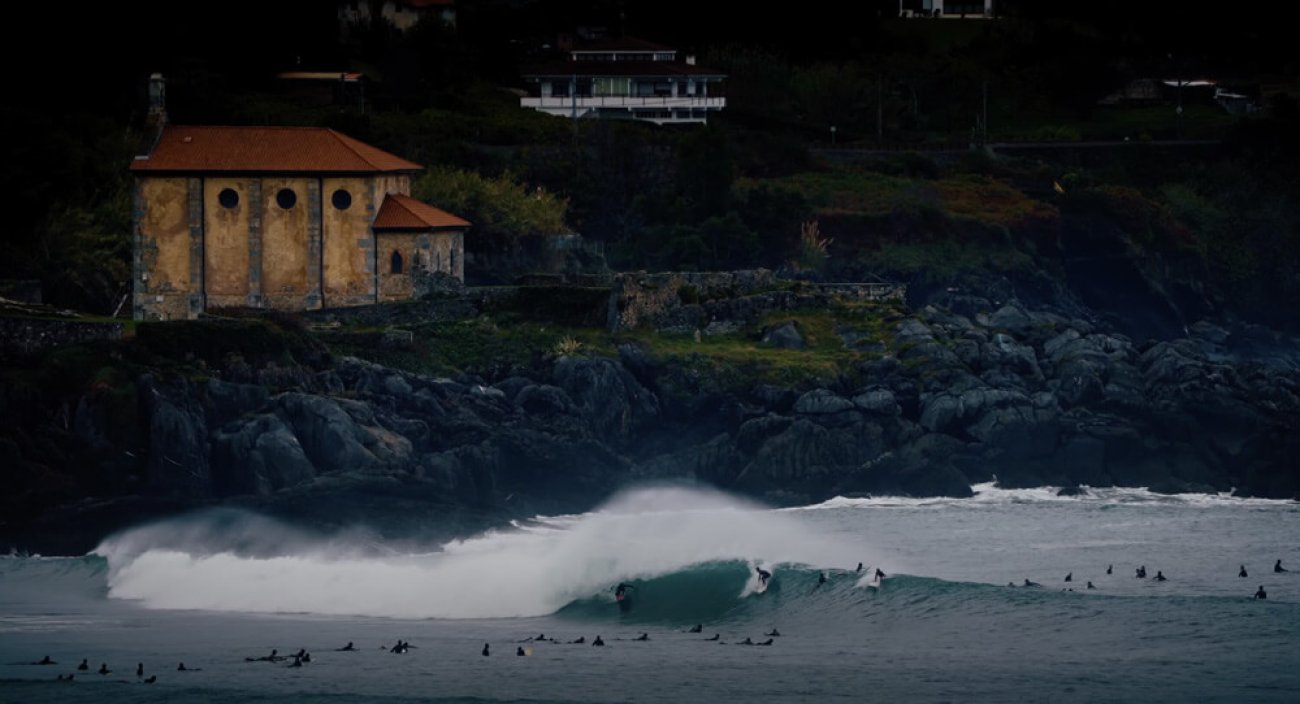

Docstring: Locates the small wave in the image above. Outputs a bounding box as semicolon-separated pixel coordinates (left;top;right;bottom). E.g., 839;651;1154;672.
793;483;1299;511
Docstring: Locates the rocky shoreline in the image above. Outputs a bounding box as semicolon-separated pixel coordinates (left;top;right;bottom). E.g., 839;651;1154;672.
3;285;1299;555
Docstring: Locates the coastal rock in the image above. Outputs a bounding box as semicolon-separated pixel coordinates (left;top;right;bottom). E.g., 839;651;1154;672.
553;356;660;444
761;321;805;350
139;375;210;498
275;392;379;474
211;413;315;495
794;389;855;415
852;389;901;416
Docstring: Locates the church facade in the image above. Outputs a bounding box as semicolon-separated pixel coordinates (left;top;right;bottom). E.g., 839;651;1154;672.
130;125;468;320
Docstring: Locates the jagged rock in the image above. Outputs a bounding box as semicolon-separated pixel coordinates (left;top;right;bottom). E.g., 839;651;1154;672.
736;414;794;454
204;378;270;427
981;333;1042;378
515;384;577;415
848;434;974;497
635;433;743;484
553;356;659;444
747;385;794;413
919;394;963;434
794;389;855;415
761;321;805;350
275;392;379;474
1044;329;1081;359
984;304;1035;334
852;389;901;416
1056;485;1088;497
1056;359;1106;408
138;375;210;498
738;418;882;492
493;376;533;401
211;413;315;495
894;318;936;345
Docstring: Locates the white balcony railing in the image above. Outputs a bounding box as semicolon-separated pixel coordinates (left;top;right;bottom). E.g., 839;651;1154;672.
521;96;726;110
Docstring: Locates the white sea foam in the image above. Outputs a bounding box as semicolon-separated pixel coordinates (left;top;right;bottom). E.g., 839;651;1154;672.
93;486;877;619
791;482;1299;511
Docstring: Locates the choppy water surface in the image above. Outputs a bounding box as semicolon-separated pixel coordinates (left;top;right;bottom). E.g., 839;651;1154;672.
2;485;1298;703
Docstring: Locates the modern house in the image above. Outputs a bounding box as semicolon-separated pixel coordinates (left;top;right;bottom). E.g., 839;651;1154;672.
520;37;725;125
130;122;468;321
898;0;995;18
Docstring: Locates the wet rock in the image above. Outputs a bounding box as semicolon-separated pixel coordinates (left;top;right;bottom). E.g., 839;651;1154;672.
761;321;805;350
794;389;855;415
852;389;900;416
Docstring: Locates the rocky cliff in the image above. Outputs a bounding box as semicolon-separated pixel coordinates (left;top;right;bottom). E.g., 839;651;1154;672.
3;292;1299;555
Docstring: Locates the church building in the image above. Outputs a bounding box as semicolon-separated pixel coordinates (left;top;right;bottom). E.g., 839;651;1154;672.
131;124;468;320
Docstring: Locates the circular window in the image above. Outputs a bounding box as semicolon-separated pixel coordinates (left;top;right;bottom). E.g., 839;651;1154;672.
331;189;352;210
276;188;297;210
218;188;239;209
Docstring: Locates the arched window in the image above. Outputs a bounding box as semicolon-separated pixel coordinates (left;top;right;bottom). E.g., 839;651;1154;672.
390;250;403;274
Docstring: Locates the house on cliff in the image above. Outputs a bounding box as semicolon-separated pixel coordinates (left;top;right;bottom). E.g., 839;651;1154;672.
520;37;726;125
131;125;469;321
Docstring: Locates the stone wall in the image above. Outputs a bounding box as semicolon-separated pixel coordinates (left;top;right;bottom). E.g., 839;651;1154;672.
0;317;125;358
607;270;906;332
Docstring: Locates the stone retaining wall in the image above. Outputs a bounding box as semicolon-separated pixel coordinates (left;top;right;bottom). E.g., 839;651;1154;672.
607;270;905;332
0;317;125;357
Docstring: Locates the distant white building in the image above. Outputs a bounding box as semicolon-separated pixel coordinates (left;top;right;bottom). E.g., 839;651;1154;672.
899;0;995;18
520;38;726;125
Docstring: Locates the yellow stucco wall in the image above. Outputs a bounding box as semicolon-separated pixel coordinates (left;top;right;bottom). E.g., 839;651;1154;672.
377;232;419;302
372;174;411;202
261;177;312;309
136;177;192;320
203;178;252;308
377;230;467;301
322;176;375;307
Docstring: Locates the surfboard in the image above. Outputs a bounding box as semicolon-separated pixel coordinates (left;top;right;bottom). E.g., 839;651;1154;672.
755;578;769;594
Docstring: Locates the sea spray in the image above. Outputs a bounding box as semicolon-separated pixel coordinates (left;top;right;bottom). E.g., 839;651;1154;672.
93;486;881;619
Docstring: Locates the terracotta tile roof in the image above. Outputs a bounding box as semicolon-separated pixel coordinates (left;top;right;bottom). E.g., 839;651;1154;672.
131;126;421;174
373;193;470;230
522;61;726;78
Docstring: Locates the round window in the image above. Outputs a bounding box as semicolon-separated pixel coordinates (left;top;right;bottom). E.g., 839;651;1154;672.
218;188;239;209
276;188;297;210
331;188;352;210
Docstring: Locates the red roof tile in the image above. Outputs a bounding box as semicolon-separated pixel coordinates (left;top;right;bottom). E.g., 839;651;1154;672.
131;126;421;174
373;193;470;230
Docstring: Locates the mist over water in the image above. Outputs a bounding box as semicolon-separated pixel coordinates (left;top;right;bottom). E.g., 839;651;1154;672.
93;486;877;619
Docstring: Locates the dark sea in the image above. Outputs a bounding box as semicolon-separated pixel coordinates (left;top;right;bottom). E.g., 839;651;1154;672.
2;485;1298;703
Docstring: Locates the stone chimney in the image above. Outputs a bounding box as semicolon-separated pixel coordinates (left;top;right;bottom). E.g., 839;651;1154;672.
147;73;167;127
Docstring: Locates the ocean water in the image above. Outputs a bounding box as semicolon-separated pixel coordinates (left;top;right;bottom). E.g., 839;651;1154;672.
2;484;1298;703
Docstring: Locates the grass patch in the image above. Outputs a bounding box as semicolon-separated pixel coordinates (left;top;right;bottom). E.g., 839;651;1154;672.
746;168;1058;230
324;318;613;378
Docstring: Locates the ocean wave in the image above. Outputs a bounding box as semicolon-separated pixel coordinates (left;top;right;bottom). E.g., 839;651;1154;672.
792;482;1300;511
87;487;877;620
